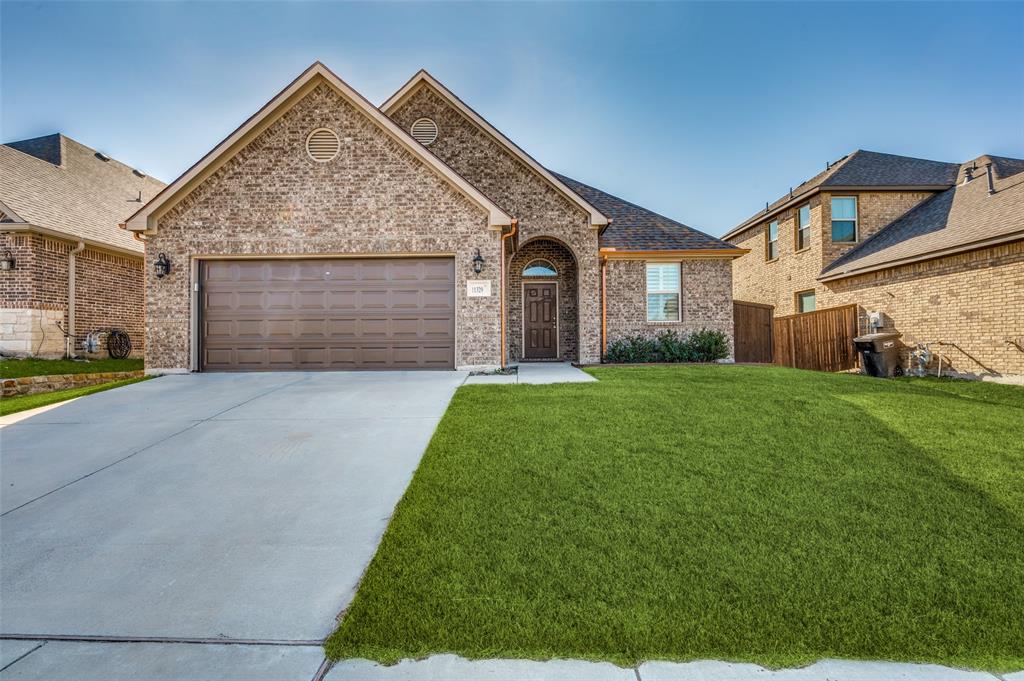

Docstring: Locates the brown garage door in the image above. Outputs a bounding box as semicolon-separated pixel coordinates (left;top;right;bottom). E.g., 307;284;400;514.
200;258;455;371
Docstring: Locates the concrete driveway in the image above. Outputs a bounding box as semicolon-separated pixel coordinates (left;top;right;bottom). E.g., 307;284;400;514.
0;371;467;680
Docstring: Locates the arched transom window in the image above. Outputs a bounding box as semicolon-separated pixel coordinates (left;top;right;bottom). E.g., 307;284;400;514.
522;259;557;277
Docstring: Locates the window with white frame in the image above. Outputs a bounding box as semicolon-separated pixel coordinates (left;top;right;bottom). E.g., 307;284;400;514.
766;220;779;260
797;204;811;250
646;262;681;322
831;196;858;243
796;289;816;314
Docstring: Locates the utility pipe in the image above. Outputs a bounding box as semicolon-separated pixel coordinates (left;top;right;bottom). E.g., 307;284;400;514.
499;220;518;369
67;240;85;357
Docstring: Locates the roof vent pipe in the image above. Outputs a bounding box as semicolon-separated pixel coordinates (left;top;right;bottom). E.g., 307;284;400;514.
962;167;974;185
985;162;995;195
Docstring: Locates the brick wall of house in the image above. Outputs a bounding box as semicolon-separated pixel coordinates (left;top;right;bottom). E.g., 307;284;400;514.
605;258;735;358
387;86;603;363
74;247;144;354
145;82;498;371
0;233;144;357
507;239;579;362
731;190;934;315
826;240;1024;381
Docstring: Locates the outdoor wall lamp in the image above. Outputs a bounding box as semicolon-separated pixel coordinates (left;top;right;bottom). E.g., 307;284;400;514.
0;249;14;271
471;248;485;274
154;252;171;278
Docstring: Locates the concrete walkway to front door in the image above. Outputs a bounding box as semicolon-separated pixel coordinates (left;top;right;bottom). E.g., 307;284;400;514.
463;362;597;385
0;370;467;681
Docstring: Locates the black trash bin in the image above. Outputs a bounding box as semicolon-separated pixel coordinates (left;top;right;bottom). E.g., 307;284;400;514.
853;332;903;377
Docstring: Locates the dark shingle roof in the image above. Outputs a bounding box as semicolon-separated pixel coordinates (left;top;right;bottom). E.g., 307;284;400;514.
725;150;962;240
820;155;1024;279
0;134;165;252
552;172;739;251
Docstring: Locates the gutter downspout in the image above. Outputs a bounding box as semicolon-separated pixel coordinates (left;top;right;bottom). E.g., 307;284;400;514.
499;220;518;369
67;240;85;357
601;255;608;359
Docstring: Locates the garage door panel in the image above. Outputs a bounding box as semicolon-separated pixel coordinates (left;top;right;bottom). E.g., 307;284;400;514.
201;258;455;371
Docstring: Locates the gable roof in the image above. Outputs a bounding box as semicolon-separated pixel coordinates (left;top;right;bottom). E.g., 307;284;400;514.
553;173;743;254
1;134;165;254
381;70;609;228
819;155;1024;280
124;62;511;233
723;150;962;240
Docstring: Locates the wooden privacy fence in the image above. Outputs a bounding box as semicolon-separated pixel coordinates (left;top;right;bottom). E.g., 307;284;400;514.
773;304;859;372
733;300;774;363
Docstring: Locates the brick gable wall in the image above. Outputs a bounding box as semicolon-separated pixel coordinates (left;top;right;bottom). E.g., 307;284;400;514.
145;83;498;370
387;86;604;363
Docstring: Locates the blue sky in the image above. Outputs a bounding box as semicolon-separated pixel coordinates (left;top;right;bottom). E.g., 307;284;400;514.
2;1;1022;236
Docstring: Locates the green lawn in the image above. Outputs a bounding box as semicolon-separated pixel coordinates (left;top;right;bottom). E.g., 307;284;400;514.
0;357;143;378
325;366;1024;671
0;377;151;416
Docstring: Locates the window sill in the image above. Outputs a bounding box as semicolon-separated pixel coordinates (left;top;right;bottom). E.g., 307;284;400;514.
646;320;683;325
794;247;811;254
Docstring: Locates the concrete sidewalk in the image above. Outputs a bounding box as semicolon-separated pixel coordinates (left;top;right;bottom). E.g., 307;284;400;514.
325;655;1020;681
463;362;597;385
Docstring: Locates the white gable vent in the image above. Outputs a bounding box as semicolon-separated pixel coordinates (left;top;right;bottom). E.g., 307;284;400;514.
306;128;341;162
411;118;438;146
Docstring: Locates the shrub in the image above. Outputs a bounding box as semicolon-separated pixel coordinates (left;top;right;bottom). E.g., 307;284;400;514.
655;330;694;362
603;328;730;364
686;328;730;362
604;335;659;363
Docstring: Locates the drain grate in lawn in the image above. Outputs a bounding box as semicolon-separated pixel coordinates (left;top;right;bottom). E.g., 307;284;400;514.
325;366;1024;672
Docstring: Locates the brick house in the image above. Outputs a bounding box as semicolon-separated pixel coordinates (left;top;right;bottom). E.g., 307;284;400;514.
725;151;1024;382
124;63;744;373
1;134;165;357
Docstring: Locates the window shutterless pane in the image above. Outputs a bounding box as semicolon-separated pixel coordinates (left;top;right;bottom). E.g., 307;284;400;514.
797;290;816;313
646;263;680;291
647;293;680;321
831;197;857;219
799;204;810;229
831;220;857;243
767;220;779;260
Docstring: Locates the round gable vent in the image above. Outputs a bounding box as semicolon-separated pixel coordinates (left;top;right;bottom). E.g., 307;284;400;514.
306;128;341;162
411;118;438;146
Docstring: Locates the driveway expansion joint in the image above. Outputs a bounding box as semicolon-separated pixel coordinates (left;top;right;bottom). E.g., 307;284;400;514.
0;641;45;672
0;633;324;647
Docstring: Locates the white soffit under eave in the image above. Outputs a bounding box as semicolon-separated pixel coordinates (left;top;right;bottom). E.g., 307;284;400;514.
124;62;512;232
382;70;610;228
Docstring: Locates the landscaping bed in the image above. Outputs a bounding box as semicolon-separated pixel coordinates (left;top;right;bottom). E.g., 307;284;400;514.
326;365;1024;672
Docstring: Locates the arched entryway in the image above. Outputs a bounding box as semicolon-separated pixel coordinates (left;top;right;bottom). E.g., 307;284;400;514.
507;238;579;362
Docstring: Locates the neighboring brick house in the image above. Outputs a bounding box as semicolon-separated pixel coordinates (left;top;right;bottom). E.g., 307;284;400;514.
1;134;165;357
124;63;744;373
725;151;1024;382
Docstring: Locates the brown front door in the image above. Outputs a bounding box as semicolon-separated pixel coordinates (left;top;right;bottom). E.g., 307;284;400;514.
200;257;455;371
523;283;557;360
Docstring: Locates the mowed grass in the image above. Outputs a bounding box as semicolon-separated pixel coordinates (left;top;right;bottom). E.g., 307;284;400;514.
326;366;1024;671
0;357;143;378
0;377;151;416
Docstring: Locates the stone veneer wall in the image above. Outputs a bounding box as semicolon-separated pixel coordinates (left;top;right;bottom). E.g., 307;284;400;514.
507;238;579;362
144;82;498;371
1;370;144;397
387;86;602;363
731;191;934;315
0;233;144;358
826;240;1024;382
604;258;735;359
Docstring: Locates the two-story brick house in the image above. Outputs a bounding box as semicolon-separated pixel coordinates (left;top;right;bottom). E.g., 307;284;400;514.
725;151;1024;382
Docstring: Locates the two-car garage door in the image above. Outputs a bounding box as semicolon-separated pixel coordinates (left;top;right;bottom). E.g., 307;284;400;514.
200;258;455;371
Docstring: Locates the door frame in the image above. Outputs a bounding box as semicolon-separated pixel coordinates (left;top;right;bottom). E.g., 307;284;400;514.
521;280;559;360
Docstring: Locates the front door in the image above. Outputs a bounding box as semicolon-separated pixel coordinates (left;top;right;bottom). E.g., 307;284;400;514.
523;283;557;360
